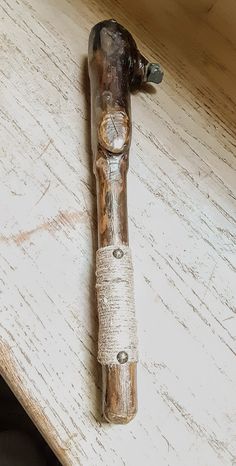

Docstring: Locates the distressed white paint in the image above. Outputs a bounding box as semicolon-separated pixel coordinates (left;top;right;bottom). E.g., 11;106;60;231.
0;0;236;465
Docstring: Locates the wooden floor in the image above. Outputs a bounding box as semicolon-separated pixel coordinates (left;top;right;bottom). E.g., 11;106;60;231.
0;0;235;465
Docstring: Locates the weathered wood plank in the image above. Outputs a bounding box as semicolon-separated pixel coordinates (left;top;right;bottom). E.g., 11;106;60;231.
0;0;235;465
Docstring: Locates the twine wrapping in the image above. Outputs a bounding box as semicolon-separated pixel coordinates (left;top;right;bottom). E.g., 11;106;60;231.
96;245;138;365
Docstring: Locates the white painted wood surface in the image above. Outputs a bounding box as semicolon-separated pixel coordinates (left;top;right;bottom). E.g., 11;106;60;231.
0;0;236;465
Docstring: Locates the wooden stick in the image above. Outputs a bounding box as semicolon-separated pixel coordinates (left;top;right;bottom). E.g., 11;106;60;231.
88;19;163;424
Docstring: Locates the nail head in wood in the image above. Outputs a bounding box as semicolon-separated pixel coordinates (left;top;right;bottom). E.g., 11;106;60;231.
117;351;128;364
113;248;124;259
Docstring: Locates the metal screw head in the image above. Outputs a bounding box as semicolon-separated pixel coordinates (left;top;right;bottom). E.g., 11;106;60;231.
146;63;164;84
113;248;124;259
117;351;128;364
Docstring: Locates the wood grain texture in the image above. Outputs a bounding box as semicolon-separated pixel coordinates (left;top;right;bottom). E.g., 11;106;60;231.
0;0;235;465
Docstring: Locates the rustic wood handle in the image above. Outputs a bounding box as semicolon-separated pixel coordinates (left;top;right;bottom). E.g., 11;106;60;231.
88;19;163;424
97;244;138;423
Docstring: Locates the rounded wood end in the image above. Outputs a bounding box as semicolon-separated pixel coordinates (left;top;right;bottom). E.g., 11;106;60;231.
103;404;137;424
102;362;137;424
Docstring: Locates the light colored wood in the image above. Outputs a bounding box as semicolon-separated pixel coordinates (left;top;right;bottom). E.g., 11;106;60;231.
0;0;235;465
176;0;216;13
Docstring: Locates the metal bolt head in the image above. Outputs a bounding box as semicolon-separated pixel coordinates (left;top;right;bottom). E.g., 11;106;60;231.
146;63;164;84
117;351;128;364
113;248;124;259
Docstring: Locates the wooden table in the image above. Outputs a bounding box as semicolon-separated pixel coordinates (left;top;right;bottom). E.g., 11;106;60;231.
1;0;236;465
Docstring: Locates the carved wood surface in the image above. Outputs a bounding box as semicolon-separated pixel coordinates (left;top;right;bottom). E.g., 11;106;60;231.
0;0;235;465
